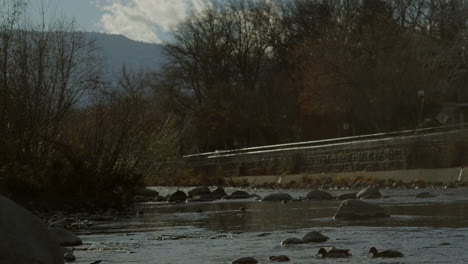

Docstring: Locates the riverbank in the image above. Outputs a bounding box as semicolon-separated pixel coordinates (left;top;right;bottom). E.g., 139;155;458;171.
229;167;467;186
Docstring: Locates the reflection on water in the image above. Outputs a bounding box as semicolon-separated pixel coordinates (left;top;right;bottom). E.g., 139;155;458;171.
74;188;468;263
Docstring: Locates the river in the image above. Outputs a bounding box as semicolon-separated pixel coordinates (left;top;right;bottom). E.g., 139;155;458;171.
72;187;468;263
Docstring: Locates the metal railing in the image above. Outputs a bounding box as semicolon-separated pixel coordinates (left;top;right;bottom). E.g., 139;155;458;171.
184;124;468;159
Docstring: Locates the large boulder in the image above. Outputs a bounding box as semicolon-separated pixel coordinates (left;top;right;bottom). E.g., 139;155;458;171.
334;199;389;219
188;186;211;198
0;196;64;264
49;227;83;247
302;231;329;243
261;193;293;202
306;190;334;200
168;190;187;202
356;187;382;199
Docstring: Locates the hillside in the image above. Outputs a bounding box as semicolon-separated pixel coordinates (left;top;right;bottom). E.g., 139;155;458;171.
86;32;166;73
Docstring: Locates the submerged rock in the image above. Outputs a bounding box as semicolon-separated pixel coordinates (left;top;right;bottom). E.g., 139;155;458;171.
414;192;436;198
269;255;290;262
60;247;73;255
356;187;382;199
63;252;76;262
281;237;305;245
232;256;258;264
302;231;329;243
261;193;293;202
306;190;334;200
0;196;64;264
334;199;389;219
316;247;352;258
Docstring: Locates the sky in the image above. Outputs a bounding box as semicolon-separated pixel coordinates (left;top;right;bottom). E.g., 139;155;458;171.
34;0;207;43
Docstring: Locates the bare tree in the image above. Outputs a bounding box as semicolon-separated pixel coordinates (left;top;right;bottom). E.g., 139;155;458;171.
161;0;296;152
0;0;104;200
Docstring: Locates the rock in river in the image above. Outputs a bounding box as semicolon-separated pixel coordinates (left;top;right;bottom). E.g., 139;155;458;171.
356;187;382;199
306;190;334;200
337;192;357;200
63;252;76;262
261;193;293;202
281;237;306;245
49;219;68;229
232;256;258;264
211;187;228;199
0;195;64;264
168;190;188;202
188;186;211;197
302;231;329;243
49;227;83;247
334;199;389;219
223;190;253;199
269;255;290;262
187;194;215;202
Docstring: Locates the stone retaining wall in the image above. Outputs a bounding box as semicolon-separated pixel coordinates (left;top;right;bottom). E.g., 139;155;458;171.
185;130;468;178
231;167;467;185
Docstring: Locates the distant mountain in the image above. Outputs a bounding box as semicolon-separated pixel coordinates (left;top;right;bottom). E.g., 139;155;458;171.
85;32;166;73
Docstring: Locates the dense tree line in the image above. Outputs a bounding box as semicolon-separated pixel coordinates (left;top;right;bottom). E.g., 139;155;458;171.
158;0;468;153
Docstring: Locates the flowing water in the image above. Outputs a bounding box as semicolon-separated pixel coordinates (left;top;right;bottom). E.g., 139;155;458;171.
73;187;468;263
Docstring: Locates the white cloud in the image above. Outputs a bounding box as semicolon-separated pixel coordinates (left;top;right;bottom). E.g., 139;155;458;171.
96;0;208;43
